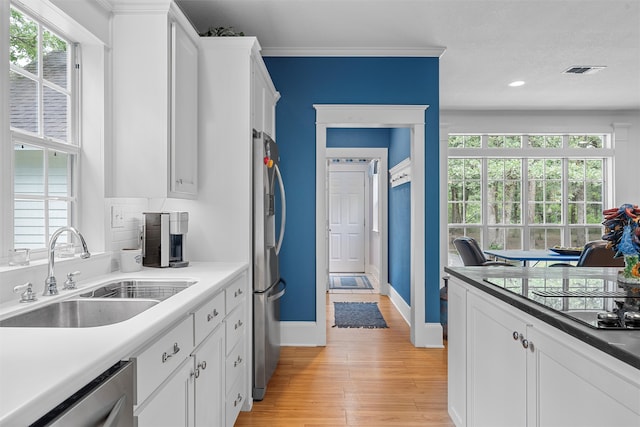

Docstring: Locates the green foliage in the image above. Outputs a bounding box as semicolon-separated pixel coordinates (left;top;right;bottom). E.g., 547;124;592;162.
10;8;66;68
200;26;245;37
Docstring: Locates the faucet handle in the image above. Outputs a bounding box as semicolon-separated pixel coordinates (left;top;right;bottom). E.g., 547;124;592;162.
14;282;37;303
63;271;81;290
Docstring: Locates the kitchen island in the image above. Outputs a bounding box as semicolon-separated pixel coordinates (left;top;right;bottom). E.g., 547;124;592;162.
0;262;249;426
445;266;640;427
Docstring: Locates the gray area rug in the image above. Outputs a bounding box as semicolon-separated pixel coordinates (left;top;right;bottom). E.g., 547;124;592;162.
333;302;388;328
329;275;373;290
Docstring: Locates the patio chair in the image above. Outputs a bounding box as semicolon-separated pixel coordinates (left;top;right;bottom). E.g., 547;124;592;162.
453;237;513;266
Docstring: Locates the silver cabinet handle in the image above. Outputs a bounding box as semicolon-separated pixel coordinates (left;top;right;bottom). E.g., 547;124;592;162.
233;355;242;367
207;309;219;321
234;288;244;297
235;319;243;330
512;331;519;340
162;342;180;363
198;360;207;370
234;393;243;407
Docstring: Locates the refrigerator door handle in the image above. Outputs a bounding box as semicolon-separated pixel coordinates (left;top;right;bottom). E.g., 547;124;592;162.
274;163;286;255
268;279;287;302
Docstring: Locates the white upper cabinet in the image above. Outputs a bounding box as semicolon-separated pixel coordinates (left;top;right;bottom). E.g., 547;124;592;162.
110;1;198;199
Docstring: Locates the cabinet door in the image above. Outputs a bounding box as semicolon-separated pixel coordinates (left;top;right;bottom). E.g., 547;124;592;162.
251;54;278;137
527;325;640;427
194;326;225;427
447;278;467;427
136;356;195;427
170;20;198;198
467;292;528;427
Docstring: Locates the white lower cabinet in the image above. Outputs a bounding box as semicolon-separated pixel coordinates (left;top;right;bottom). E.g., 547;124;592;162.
448;277;640;427
133;271;249;426
466;292;528;427
193;326;225;427
136;356;195;427
527;326;640;427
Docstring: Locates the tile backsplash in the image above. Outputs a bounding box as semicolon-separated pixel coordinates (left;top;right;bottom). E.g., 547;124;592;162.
106;198;148;271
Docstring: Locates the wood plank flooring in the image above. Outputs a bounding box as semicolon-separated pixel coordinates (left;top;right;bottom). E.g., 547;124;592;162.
235;291;454;426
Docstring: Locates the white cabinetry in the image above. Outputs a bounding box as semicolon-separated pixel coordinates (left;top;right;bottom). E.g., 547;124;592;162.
133;270;249;427
193;326;225;427
110;1;198;199
136;356;195;427
196;37;279;262
526;326;640;427
466;293;528;427
134;315;195;426
448;277;640;427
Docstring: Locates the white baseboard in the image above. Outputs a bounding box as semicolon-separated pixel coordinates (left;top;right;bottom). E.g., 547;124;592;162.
281;321;325;346
388;283;444;348
387;283;411;325
280;287;444;348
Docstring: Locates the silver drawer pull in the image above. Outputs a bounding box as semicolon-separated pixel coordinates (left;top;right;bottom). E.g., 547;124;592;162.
234;288;243;297
198;361;207;370
161;342;180;363
207;309;219;321
234;356;243;367
234;393;243;407
234;319;243;330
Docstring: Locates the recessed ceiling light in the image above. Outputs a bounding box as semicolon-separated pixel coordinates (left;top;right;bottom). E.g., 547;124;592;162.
508;80;525;87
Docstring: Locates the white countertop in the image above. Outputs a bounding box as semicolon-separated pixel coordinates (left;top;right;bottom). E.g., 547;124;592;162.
0;262;248;426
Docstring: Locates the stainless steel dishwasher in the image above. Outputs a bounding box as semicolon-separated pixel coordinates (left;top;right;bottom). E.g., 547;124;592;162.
31;361;134;427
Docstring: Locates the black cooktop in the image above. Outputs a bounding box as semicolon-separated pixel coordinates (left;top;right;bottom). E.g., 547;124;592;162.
483;276;640;330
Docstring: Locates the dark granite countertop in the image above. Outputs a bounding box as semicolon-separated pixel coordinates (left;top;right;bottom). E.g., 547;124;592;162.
444;266;640;370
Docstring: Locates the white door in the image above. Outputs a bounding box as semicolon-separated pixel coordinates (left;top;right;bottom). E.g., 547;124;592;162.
329;170;365;272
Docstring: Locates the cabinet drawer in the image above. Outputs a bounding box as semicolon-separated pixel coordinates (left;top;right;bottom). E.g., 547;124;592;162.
225;274;247;313
193;291;225;344
225;372;246;427
225;339;245;394
133;315;194;405
225;306;245;355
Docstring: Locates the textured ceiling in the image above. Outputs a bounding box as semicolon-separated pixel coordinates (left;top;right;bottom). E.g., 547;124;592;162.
176;0;640;110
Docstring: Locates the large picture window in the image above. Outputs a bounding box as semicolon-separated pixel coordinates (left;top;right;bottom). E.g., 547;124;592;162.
447;134;613;264
9;5;78;250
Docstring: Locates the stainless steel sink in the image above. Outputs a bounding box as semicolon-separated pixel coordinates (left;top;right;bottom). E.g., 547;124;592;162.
78;279;195;301
0;299;159;328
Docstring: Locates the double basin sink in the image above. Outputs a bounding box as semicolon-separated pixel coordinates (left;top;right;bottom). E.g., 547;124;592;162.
0;279;196;328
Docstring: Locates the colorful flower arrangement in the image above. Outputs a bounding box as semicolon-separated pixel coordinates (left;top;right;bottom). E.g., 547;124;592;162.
602;203;640;281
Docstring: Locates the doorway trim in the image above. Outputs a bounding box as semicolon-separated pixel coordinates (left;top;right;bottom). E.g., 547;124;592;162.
327;148;388;294
314;104;427;346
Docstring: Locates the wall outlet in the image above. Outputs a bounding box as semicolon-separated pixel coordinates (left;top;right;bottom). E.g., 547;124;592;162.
111;206;125;228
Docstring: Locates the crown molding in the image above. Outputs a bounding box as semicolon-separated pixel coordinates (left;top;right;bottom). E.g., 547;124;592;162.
261;46;446;58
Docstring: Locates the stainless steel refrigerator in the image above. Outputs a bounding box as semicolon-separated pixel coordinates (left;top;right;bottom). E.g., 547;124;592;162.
252;129;287;401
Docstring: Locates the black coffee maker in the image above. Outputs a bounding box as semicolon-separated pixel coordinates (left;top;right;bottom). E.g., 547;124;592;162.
143;211;189;267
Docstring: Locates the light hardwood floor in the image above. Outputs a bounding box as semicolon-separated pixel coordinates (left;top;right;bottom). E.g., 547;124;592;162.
235;290;454;426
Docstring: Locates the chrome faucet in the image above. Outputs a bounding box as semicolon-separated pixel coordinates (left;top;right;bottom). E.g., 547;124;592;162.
43;226;91;296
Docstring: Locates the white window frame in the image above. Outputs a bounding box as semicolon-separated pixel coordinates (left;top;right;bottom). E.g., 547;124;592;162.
447;133;614;256
5;2;81;256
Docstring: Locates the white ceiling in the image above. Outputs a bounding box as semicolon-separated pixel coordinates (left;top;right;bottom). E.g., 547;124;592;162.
176;0;640;111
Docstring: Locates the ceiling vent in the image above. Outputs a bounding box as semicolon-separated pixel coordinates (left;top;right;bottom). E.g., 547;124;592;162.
563;65;606;75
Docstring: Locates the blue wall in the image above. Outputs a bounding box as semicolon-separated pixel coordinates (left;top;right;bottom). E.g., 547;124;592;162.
263;56;440;323
327;128;391;148
388;128;412;303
